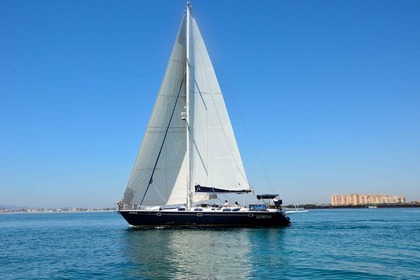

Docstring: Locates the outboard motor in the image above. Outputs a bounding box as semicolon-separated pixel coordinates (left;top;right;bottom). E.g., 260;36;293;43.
273;198;283;209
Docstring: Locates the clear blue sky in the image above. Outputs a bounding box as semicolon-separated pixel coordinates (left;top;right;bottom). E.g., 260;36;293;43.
1;0;419;208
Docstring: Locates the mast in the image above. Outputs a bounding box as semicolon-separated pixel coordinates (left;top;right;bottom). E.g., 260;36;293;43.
185;1;192;210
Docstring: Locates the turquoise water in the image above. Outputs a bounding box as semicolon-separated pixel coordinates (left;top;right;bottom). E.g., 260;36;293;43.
0;208;419;279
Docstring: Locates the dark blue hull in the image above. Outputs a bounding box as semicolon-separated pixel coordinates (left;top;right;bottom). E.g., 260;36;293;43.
118;210;291;228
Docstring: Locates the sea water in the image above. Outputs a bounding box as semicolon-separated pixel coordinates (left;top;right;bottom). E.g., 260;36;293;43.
0;208;419;279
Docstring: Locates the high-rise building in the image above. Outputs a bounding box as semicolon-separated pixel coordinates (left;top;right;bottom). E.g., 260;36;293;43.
330;194;405;206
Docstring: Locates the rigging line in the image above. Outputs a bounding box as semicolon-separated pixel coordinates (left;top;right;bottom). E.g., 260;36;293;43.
140;77;186;206
227;92;276;193
151;182;169;203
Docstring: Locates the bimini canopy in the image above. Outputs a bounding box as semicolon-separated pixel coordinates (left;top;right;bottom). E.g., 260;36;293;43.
256;194;279;200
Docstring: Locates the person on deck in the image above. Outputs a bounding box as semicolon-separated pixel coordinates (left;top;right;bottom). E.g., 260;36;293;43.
222;200;229;208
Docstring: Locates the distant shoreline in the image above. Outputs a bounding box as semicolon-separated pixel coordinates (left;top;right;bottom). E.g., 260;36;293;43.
0;208;116;214
285;203;420;209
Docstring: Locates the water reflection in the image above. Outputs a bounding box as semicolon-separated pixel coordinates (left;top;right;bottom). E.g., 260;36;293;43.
121;228;287;279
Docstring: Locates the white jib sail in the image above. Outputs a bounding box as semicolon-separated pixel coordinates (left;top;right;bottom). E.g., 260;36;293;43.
189;15;251;192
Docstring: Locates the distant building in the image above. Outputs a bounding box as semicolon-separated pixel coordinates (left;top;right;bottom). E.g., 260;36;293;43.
331;193;406;206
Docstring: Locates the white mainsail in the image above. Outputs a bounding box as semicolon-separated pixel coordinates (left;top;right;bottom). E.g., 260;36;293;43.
122;16;187;207
122;6;251;209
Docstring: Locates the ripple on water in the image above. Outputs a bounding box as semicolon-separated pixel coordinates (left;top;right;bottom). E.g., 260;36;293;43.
0;209;419;279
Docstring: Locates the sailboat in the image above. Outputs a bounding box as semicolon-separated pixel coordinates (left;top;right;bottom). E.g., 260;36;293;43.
118;3;291;228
